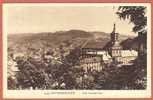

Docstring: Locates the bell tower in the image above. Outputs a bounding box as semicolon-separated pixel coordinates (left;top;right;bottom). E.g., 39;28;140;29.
111;23;119;44
110;23;122;60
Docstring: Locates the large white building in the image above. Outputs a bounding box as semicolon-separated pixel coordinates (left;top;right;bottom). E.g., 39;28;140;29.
80;24;138;72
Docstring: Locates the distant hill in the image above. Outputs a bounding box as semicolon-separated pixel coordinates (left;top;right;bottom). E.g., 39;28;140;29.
8;29;134;53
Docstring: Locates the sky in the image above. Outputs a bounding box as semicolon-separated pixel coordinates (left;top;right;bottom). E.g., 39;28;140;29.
3;4;137;36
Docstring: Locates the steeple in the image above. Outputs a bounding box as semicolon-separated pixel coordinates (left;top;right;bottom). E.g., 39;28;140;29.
112;23;116;33
111;23;118;42
110;23;122;58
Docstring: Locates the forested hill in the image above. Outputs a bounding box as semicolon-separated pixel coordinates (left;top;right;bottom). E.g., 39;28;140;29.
8;29;134;53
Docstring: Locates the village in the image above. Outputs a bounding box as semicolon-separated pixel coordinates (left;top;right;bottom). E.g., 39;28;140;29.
7;23;146;90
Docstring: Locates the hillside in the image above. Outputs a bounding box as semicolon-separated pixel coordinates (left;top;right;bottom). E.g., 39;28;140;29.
121;35;146;51
8;29;133;53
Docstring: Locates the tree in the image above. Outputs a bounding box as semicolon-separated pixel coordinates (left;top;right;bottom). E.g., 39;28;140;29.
8;76;17;89
65;46;81;66
116;6;147;89
16;58;47;89
117;6;147;34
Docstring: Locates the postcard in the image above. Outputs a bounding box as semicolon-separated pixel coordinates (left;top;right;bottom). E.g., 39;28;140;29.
1;2;152;100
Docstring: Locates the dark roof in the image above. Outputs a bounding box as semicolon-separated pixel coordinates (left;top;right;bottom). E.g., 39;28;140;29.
81;39;110;49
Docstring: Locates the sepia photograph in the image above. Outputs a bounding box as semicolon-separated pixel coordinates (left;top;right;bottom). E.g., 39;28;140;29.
3;3;151;98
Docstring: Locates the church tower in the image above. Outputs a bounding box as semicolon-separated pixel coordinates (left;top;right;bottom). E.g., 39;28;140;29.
110;23;122;60
111;23;119;43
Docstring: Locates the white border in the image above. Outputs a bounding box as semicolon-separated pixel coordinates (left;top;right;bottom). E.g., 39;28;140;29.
2;3;151;99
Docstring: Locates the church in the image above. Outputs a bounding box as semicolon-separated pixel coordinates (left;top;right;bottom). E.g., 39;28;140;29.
80;24;138;72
